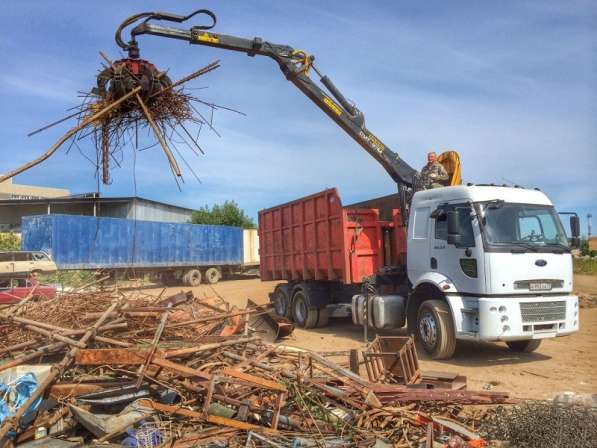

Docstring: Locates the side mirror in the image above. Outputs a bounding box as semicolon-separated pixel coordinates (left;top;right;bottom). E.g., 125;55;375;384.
570;215;581;248
570;215;580;238
447;210;463;245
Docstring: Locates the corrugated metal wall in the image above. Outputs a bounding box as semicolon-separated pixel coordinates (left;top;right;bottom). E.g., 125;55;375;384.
22;214;242;270
127;200;193;223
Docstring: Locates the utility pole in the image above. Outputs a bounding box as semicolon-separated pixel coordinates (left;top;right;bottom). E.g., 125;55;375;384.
588;213;592;239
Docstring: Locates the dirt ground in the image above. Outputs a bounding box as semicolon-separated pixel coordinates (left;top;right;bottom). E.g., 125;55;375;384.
147;274;597;400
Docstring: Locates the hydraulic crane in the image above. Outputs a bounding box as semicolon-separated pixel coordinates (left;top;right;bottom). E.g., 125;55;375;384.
113;8;419;219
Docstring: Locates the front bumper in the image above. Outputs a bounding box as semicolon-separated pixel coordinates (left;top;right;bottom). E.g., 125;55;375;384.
447;294;579;342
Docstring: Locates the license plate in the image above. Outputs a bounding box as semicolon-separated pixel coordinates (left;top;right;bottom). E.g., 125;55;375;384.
529;282;552;291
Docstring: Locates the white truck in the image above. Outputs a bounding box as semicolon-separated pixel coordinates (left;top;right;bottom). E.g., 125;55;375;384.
261;184;580;359
406;185;579;358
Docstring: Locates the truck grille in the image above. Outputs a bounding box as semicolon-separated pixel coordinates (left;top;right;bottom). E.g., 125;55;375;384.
520;301;566;323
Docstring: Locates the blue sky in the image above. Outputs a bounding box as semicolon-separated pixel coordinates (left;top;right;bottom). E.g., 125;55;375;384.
1;1;596;234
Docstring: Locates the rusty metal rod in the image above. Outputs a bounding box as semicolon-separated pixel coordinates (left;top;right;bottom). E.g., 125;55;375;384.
0;342;66;373
166;307;272;330
149;60;220;99
135;93;182;176
164;336;260;359
135;303;171;388
0;86;142;184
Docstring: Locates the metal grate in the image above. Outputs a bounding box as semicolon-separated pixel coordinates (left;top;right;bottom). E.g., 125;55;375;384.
520;301;566;323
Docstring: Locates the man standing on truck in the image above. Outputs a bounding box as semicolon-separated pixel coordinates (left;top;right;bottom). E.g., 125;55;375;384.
420;151;449;189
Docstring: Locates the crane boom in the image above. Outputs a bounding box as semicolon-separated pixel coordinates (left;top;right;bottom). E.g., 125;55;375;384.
117;9;418;218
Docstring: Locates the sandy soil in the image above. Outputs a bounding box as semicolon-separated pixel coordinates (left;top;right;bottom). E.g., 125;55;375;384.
146;274;597;400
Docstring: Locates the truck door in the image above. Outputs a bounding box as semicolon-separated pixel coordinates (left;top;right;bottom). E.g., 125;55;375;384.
431;203;484;293
407;206;432;282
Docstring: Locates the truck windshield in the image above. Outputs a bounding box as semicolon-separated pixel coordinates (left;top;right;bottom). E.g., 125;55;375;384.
479;203;569;251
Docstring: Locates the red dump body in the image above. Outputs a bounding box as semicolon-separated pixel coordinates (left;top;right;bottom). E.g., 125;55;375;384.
259;189;406;284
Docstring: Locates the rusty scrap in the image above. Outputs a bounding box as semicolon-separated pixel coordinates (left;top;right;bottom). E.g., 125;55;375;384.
0;55;238;186
0;285;524;447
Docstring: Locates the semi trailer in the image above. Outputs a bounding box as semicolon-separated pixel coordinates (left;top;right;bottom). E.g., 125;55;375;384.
21;214;259;285
260;188;580;359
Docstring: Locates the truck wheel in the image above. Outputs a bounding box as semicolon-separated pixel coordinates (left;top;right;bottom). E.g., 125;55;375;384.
316;307;330;327
185;269;202;287
292;290;319;329
416;300;456;360
506;339;541;353
204;267;221;284
272;287;291;318
161;271;177;286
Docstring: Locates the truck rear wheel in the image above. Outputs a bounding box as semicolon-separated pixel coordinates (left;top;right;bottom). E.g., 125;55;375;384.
416;300;456;360
292;290;319;329
204;267;221;284
185;269;202;287
272;286;291;318
506;339;541;353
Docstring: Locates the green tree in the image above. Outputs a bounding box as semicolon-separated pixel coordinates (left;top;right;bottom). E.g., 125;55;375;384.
0;233;20;251
191;200;256;229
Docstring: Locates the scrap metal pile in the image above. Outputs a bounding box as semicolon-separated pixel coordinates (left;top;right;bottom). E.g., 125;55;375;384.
0;284;583;447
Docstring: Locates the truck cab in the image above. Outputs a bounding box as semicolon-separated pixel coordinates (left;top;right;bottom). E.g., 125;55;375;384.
408;185;579;358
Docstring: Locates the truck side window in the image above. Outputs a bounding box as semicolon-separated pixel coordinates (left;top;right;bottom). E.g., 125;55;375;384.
0;253;13;262
413;207;430;239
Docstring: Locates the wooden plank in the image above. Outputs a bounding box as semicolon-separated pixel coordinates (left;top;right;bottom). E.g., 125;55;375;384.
220;368;287;392
421;370;459;381
151;356;212;380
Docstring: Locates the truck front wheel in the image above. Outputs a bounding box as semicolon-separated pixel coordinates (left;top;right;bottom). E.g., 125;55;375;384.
506;339;541;353
416;300;456;360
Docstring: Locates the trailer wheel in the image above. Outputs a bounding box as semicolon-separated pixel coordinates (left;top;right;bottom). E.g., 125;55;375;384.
416;300;456;360
204;267;221;284
272;287;291;318
292;290;319;329
185;269;202;287
506;339;541;353
160;271;177;286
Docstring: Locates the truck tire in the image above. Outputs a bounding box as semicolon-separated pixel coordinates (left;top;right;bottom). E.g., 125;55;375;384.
185;269;202;287
506;339;541;353
272;286;291;318
292;290;319;329
204;267;221;284
416;300;456;360
161;271;177;286
316;307;330;327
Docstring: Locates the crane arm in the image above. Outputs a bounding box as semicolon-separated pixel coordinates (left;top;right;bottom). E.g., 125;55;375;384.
117;9;418;216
